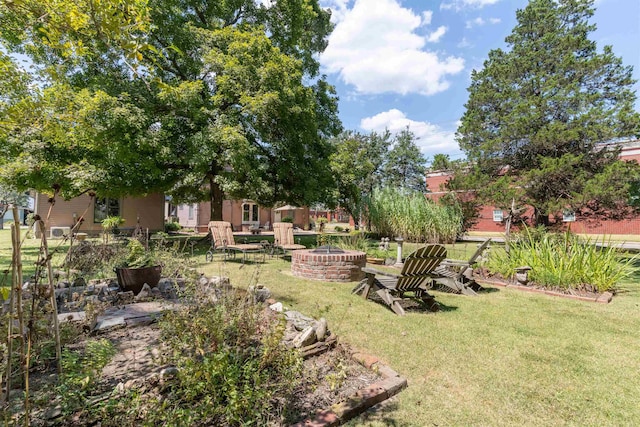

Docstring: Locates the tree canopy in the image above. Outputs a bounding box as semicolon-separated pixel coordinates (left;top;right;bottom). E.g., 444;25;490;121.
0;0;340;220
455;0;640;225
329;130;391;228
329;128;428;227
383;128;426;191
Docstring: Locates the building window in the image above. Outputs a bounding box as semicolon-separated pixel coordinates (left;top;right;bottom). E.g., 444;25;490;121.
242;203;259;223
492;209;504;222
188;205;194;220
94;197;120;223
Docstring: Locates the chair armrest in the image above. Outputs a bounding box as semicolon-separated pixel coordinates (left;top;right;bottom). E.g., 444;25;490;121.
441;259;471;266
361;267;401;279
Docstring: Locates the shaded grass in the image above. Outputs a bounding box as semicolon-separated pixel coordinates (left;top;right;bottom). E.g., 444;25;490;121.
197;253;640;427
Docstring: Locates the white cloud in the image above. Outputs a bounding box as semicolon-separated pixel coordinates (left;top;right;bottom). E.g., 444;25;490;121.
440;0;501;11
466;17;485;28
457;37;473;48
422;10;433;26
321;0;464;96
466;16;501;28
427;25;448;43
360;109;461;157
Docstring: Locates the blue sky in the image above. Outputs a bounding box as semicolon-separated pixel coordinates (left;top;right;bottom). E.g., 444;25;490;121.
317;0;640;162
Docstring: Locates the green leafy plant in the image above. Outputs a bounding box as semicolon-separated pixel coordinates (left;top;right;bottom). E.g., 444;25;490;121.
164;221;181;233
281;216;293;223
335;231;369;252
147;288;303;425
487;228;636;293
57;339;116;415
120;239;155;269
101;216;124;234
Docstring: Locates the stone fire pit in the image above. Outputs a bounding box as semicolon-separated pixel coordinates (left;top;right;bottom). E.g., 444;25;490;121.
291;247;366;282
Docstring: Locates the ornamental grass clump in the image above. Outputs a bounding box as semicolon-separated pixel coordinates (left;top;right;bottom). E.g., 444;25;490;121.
487;227;635;293
366;187;463;243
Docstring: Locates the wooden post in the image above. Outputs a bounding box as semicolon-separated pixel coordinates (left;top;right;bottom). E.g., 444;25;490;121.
37;220;62;373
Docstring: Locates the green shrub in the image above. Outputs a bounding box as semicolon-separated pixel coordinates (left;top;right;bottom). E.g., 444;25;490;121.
57;339;116;415
487;228;636;293
147;289;303;425
281;216;293;223
334;225;343;232
165;221;181;233
366;187;463;243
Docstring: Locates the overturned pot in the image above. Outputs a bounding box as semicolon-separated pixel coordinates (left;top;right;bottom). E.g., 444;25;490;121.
114;265;162;295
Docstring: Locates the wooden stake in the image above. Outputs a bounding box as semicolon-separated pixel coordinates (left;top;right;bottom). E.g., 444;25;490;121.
37;220;62;373
3;225;16;404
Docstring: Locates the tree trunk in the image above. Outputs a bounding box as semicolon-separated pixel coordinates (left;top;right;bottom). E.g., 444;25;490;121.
534;207;549;227
208;174;224;221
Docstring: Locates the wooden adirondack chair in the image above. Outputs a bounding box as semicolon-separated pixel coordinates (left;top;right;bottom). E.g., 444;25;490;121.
272;222;305;257
208;221;264;263
353;245;447;316
432;239;491;296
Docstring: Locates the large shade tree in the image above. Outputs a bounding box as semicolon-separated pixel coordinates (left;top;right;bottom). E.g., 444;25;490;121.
0;0;340;220
455;0;640;225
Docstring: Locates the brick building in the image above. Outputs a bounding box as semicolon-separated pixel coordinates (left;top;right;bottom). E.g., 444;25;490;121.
426;140;640;236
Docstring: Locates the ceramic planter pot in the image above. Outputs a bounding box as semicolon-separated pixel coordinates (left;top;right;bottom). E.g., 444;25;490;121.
115;265;162;295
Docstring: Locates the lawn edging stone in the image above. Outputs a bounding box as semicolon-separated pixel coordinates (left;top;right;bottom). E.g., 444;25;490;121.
291;351;407;427
476;278;614;304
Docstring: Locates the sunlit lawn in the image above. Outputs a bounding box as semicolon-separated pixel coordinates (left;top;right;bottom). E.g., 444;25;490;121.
2;229;639;425
197;246;640;426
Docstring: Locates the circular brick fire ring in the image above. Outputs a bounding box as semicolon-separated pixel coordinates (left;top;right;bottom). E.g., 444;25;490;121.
291;249;366;282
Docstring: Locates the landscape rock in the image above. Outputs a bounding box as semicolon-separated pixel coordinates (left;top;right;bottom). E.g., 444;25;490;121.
248;284;271;303
135;283;153;301
160;366;179;383
94;316;126;332
285;310;315;331
209;276;231;289
293;326;317;348
73;277;87;288
315;317;328;342
269;302;283;312
158;278;178;299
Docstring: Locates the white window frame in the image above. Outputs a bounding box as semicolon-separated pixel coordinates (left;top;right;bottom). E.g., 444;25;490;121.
492;209;504;222
242;202;259;225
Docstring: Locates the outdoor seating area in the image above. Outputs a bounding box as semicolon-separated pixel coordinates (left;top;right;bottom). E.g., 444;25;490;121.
432;238;491;296
272;221;306;257
353;244;447;315
208;221;265;263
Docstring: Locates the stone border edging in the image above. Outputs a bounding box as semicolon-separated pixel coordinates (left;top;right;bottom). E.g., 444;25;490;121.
475;278;613;303
291;352;407;427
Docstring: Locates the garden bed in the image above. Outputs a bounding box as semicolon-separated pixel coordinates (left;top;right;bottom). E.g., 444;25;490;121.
475;272;614;303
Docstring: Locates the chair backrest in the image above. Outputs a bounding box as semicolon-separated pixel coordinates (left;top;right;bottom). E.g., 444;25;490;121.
209;221;236;247
263;221;270;231
468;239;491;264
397;245;447;291
272;222;294;245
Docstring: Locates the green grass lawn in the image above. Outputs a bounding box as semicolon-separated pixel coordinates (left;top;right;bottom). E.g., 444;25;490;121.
2;229;639;425
197;253;640;426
